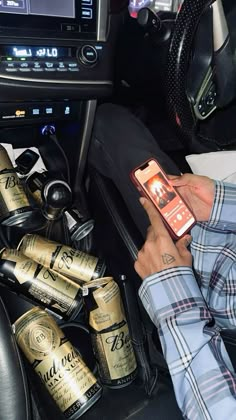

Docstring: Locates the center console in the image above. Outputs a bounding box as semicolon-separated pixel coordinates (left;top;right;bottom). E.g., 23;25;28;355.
0;0;116;202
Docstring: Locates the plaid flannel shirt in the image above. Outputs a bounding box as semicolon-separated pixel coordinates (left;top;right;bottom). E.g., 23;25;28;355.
139;181;236;420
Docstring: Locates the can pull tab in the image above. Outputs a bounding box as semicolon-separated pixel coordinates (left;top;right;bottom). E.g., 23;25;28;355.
82;286;89;297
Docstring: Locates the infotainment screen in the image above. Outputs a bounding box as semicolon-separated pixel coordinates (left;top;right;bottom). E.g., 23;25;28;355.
0;0;97;37
0;0;75;18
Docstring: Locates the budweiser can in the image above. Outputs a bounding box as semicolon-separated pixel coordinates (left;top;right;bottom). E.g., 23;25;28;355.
0;248;83;319
18;234;106;284
13;307;102;419
0;145;33;226
83;277;138;388
65;208;95;245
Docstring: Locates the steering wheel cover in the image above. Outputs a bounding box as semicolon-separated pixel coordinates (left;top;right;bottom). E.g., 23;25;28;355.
167;0;214;144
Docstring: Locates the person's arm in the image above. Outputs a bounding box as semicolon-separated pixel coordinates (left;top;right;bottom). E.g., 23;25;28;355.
170;174;236;231
208;181;236;231
139;267;236;420
135;197;236;419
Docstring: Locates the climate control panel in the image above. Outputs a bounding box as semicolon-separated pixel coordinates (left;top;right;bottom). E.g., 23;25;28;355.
0;43;102;83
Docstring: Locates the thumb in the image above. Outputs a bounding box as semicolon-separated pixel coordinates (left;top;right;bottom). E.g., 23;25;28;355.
176;235;192;257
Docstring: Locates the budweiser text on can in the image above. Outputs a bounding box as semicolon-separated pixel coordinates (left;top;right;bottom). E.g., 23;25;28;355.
13;307;102;419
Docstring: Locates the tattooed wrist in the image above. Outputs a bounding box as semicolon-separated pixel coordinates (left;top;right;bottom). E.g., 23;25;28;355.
162;254;176;265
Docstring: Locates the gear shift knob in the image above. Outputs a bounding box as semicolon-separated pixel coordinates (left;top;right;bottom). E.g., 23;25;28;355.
26;171;72;220
43;180;72;220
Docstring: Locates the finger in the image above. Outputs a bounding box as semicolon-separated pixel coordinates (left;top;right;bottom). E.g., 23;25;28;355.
167;174;181;180
140;197;169;237
170;173;195;187
175;235;192;256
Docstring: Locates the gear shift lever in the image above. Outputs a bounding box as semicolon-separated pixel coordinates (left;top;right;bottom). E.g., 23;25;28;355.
26;171;72;221
42;179;72;220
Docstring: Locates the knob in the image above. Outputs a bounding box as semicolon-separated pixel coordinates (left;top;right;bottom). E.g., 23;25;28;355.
137;7;162;33
137;7;171;43
42;180;72;220
79;45;98;66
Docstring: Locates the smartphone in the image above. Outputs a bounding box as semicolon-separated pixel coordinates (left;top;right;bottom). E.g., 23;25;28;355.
131;158;196;239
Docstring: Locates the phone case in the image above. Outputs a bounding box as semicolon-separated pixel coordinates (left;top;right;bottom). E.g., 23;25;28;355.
130;158;196;239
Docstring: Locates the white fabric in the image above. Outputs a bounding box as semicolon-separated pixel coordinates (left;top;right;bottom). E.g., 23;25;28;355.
186;151;236;183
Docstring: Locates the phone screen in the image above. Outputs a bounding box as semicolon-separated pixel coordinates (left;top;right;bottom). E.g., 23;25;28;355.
134;160;195;237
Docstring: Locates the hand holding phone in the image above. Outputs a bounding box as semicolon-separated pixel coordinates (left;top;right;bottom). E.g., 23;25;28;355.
134;197;193;279
131;159;196;239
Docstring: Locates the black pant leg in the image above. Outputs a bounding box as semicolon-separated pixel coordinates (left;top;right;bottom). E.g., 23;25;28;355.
89;103;180;237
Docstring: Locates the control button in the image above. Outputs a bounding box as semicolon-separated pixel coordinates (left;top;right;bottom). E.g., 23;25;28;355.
64;105;71;115
30;107;42;117
67;62;79;72
44;106;54;116
68;62;78;68
58;62;66;68
45;62;54;69
6;62;17;68
79;45;98;66
19;62;30;68
33;62;43;69
61;23;80;32
81;8;93;19
19;68;31;72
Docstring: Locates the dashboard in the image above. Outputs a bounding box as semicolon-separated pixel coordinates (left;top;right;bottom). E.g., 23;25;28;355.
128;0;184;17
0;0;115;123
0;0;122;127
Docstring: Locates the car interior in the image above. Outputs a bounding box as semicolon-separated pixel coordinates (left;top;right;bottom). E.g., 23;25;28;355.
1;0;236;419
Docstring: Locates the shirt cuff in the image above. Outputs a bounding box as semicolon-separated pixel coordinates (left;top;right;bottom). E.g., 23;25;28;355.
208;181;236;231
138;267;207;326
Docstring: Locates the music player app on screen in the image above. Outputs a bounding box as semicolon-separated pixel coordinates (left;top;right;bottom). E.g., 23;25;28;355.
143;172;194;236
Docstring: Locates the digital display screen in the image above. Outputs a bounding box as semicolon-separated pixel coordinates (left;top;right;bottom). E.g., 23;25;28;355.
0;0;75;18
2;46;70;58
144;172;176;210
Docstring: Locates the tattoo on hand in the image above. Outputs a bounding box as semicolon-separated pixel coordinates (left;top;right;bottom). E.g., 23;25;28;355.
162;254;176;265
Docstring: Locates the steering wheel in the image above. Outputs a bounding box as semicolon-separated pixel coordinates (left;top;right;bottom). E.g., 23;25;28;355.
166;0;236;148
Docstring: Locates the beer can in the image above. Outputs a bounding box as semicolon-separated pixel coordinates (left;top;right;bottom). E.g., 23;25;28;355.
26;170;51;205
13;307;102;419
0;248;83;320
65;208;95;244
0;145;33;226
18;234;106;284
83;277;138;388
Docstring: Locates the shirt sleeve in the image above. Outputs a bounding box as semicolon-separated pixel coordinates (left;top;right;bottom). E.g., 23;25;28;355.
139;267;236;420
208;181;236;231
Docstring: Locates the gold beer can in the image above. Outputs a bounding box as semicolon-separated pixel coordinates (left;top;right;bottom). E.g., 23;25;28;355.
13;307;102;419
0;248;83;319
18;234;106;284
83;277;138;388
0;145;33;226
